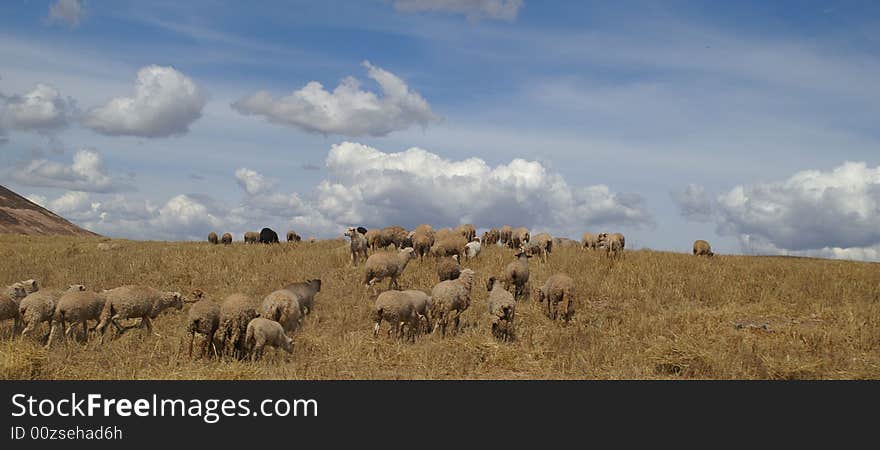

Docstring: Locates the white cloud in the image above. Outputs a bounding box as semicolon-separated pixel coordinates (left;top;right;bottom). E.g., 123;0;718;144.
48;0;85;27
234;167;275;196
680;162;880;261
0;83;77;132
393;0;523;22
9;149;131;193
232;61;439;137
671;183;714;222
82;65;206;138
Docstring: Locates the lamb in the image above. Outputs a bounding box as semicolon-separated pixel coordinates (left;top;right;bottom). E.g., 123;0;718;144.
455;224;476;242
281;278;321;315
430;268;476;337
95;285;187;343
185;289;220;358
221;232;233;245
260;290;302;334
464;238;482;259
693;240;714;256
245;317;294;361
529;233;553;262
501;247;532;301
499;225;512;247
364;247;416;292
510;227;530;249
371;290;432;341
46;290;107;346
1;282;29;335
437;255;461;282
345;227;369;266
208;232;219;244
217;293;259;359
582;232;598;250
287;230;302;242
431;235;467;259
486;276;516;341
19;284;86;339
244;231;259;243
412;232;434;260
535;273;575;323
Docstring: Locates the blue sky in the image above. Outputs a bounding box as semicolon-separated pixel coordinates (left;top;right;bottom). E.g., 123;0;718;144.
2;0;880;260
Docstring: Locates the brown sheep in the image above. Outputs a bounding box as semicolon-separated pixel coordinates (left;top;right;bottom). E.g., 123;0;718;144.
582;232;598;250
217;293;259;359
287;230;302;242
221;232;233;245
244;231;259;243
535;273;575;324
693;239;714;256
260;290;302;334
376;225;409;249
412;232;434;260
365;228;381;251
603;233;625;258
510;227;530;249
281;278;321;316
482;227;500;245
499;225;513;247
431;235;467;259
186;289;220;358
437;255;461;282
434;227;455;241
208;232;219;244
455;224;476;242
530;232;553;262
501;247;532;301
430;269;476;337
486;276;516;341
413;224;434;237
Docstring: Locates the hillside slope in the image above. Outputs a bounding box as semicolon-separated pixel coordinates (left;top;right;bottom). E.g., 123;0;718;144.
0;185;99;237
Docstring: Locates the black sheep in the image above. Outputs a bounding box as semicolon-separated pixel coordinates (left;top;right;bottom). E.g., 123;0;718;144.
259;227;279;244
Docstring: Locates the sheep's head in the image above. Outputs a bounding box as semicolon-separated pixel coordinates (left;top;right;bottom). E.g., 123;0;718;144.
7;283;27;301
160;292;186;311
188;289;205;302
308;279;322;292
400;247;416;261
281;336;294;353
67;284;86;293
534;287;546;304
20;279;39;293
345;227;355;237
486;276;497;292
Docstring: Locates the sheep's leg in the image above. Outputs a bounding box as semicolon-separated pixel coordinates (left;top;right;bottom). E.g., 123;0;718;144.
188;331;195;358
372;320;381;338
141;316;154;335
46;322;59;349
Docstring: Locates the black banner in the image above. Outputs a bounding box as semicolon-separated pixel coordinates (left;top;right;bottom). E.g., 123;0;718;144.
1;381;876;447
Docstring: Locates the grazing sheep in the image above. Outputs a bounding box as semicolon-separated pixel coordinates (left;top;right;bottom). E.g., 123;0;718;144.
510;227;530;249
208;232;219;244
19;284;86;338
434;227;456;241
582;232;599;250
430;269;476;337
535;274;575;324
245;317;294;361
281;279;321;315
244;231;259;243
482;228;500;245
464;238;482;259
95;285;187;342
217;293;259;359
345;227;369;266
437;255;461;282
364;247;417;291
412;232;434;260
486;277;516;341
530;233;553;262
413;224;434;237
186;289;220;359
260;290;302;334
455;224;476;242
693;240;714;256
1;283;29;335
260;227;280;244
553;237;579;248
20;279;39;294
501;248;532;301
221;232;233;245
431;235;467;259
499;225;513;247
46;290;107;346
603;233;625;258
375;225;409;250
287;230;302;242
365;229;381;251
371;290;431;341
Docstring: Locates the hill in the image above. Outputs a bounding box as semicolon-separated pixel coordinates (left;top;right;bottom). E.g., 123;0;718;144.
0;185;99;237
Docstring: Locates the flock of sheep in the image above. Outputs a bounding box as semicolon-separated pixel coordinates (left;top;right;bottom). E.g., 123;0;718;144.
1;223;715;361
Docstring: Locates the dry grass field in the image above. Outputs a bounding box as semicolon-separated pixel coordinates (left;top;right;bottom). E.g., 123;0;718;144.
1;233;879;380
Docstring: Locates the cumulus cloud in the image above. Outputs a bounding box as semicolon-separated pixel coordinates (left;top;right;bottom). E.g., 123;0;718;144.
9;149;131;193
0;83;77;132
679;162;880;261
48;0;85;27
82;65;206;138
232;61;439;137
393;0;523;21
671;183;714;222
234;167;276;196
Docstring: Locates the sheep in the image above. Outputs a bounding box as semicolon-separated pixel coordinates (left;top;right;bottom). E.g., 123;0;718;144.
19;284;85;339
499;225;513;247
464;238;482;259
245;317;294;361
244;231;259;243
582;232;599;250
413;224;434;237
1;282;29;335
345;227;369;266
217;293;259;359
482;228;500;245
553;237;579;248
486;276;516;341
693;239;714;256
46;290;107;346
371;290;431;341
260;227;280;244
431;235;467;259
221;232;233;245
281;278;321;315
365;229;381;251
602;233;625;258
434;227;455;241
20;279;39;294
430;268;476;337
455;224;476;242
375;225;409;249
260;290;302;334
501;247;532;301
287;230;302;242
510;227;530;249
535;273;575;324
437;255;461;282
185;289;220;359
208;232;219;244
412;232;434;260
529;232;553;262
364;247;416;292
95;285;187;343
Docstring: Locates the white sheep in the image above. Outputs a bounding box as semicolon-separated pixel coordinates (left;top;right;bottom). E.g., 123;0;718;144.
501;247;532;301
281;278;322;316
430;268;476;337
464;238;482;259
46;290;107;346
1;282;29;335
95;285;187;343
245;317;294;361
371;289;432;341
218;293;259;359
535;273;575;323
19;284;85;339
260;290;302;334
364;247;416;292
345;227;369;266
486;276;516;341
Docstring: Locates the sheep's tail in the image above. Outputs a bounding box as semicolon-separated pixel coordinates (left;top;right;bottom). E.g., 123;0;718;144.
245;323;255;350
